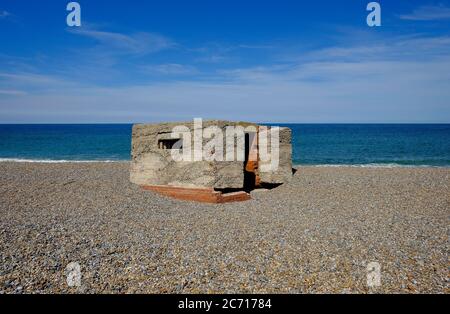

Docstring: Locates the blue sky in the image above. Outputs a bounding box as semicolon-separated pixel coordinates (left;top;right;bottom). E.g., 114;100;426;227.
0;0;450;123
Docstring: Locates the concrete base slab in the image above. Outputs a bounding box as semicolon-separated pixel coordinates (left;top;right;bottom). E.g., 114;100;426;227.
141;185;251;203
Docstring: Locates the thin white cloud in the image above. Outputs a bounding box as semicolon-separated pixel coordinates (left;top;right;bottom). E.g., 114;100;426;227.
237;44;274;49
195;54;229;63
0;10;11;19
307;35;450;62
69;28;175;55
1;35;450;123
0;72;76;86
0;72;58;84
0;89;27;96
191;42;236;64
399;5;450;21
141;64;198;75
0;72;81;94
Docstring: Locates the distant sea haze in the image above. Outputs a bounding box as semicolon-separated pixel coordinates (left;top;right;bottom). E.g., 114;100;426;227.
0;124;449;167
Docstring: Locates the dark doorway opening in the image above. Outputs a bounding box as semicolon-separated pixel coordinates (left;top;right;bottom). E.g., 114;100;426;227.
243;132;257;192
158;138;182;149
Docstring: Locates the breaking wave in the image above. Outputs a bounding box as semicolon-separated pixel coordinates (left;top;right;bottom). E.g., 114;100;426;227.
294;163;450;168
0;158;126;163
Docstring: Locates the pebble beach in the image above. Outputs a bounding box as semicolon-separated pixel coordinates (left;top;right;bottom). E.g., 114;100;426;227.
0;162;448;293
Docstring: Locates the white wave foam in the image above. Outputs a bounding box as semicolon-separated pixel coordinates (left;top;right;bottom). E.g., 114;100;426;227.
294;163;449;168
0;158;126;163
1;159;447;168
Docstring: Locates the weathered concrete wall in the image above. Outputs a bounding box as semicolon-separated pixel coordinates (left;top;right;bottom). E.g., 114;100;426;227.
130;121;251;189
258;127;293;184
130;120;292;190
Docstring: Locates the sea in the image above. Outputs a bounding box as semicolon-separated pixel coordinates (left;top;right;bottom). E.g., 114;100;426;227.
0;124;449;167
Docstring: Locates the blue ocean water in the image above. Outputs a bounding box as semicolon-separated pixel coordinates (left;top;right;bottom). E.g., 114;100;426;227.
0;124;132;162
284;124;450;167
0;124;449;166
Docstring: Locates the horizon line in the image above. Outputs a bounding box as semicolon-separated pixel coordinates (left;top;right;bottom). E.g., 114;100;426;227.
0;122;450;125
